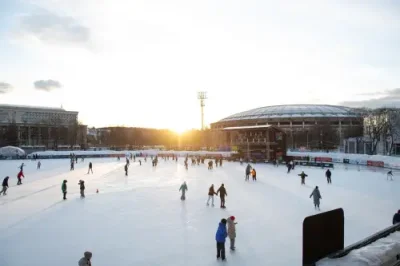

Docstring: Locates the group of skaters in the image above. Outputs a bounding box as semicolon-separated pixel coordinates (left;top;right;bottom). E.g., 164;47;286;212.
61;179;87;200
245;164;256;181
215;216;237;261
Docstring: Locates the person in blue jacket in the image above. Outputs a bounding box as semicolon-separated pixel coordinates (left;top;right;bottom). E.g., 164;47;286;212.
215;218;228;261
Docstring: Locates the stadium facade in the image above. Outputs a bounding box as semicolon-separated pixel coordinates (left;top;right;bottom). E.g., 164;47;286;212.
0;104;87;150
211;104;363;150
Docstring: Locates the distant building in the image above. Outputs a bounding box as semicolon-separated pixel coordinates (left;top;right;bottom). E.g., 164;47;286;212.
0;104;87;149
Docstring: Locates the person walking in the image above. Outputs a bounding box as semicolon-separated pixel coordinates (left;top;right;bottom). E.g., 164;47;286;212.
62;180;68;200
299;171;308;185
227;216;237;251
393;210;400;224
17;170;24;185
310;186;322;210
0;176;9;195
87;162;93;174
207;184;217;206
78;251;92;266
78;180;85;198
326;169;332;184
217;184;228;208
179;181;188;200
215;218;228;261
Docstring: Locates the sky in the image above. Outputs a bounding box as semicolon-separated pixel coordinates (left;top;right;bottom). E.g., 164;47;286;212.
0;0;400;132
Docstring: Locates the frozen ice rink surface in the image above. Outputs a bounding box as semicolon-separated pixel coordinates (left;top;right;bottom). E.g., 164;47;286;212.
0;158;399;266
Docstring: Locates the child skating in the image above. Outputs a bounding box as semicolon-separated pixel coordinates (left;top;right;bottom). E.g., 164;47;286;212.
310;186;322;210
179;181;188;200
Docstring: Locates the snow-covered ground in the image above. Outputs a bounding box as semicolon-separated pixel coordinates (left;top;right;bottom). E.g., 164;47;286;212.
0;159;399;266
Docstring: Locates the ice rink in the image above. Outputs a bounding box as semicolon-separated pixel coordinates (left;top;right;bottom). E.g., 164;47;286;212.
0;158;399;266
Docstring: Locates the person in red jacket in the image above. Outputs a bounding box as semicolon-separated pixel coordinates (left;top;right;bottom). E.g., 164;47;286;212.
17;170;24;185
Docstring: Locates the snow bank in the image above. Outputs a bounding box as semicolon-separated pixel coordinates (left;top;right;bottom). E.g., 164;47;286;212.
317;231;400;266
287;151;400;169
28;149;235;158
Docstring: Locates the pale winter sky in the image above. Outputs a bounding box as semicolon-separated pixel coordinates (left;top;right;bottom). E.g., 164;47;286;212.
0;0;400;132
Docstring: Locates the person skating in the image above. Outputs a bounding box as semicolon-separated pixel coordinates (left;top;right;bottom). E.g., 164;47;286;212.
287;162;292;174
208;160;213;170
227;216;237;251
37;161;41;169
62;180;68;200
251;168;257;181
179;181;188;200
124;163;129;176
216;184;228;208
78;180;85;198
245;164;251;181
78;251;92;266
0;176;9;195
310;186;322;210
207;184;217;206
88;162;93;174
393;210;400;224
387;170;394;181
70;160;75;171
326;169;332;184
17;170;24;185
215;218;228;261
299;171;308;185
215;158;218;167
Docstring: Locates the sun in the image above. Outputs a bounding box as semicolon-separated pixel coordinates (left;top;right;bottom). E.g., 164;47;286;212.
171;127;187;135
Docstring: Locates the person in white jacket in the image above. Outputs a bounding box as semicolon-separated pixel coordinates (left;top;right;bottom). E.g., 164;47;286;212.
227;216;237;250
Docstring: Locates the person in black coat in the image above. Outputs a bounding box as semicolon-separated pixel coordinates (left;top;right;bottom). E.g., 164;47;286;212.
393;210;400;225
0;176;9;195
124;164;128;176
326;169;332;184
87;162;93;174
217;184;228;208
78;180;85;198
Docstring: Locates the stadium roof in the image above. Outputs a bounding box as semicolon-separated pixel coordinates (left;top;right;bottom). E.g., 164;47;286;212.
218;104;361;122
0;104;76;112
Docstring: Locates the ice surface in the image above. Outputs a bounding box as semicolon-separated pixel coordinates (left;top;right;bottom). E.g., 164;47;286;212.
0;159;399;266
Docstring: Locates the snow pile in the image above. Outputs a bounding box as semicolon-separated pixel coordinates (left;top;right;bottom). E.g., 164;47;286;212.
287;151;400;169
318;231;400;266
28;149;235;157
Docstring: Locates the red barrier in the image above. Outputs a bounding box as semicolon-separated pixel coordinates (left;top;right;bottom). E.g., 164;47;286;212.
367;161;384;167
315;157;332;162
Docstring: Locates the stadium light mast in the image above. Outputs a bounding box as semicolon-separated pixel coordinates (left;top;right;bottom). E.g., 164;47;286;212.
197;91;207;130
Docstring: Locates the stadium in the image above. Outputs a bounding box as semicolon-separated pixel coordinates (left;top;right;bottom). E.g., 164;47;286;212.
211;104;363;150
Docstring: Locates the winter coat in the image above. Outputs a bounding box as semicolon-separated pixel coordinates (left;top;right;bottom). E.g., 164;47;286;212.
299;172;308;179
251;169;256;177
217;186;227;198
310;188;321;205
326;170;332;178
208;186;216;196
62;182;67;193
79;181;85;190
78;252;92;266
215;222;228;243
17;171;24;178
245;164;251;175
227;217;236;239
89;163;92;168
2;177;9;187
124;165;128;171
393;212;400;224
179;183;188;192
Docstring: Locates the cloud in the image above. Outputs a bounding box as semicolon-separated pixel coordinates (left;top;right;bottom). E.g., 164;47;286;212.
341;88;400;109
34;79;62;91
17;9;90;46
0;82;13;94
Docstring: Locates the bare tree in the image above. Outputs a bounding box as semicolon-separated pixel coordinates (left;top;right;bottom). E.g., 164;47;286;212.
384;109;400;155
363;108;389;154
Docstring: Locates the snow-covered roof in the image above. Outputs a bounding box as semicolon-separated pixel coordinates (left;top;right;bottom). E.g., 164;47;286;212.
218;104;361;122
0;146;25;156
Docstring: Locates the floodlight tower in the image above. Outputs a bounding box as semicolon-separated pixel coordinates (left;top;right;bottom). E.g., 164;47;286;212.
197;91;207;130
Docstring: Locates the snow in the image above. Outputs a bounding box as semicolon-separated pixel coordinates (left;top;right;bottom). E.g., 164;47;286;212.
0;159;399;266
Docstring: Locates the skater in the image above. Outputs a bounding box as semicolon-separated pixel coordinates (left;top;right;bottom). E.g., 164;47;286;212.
62;180;68;200
216;184;228;208
17;170;24;185
275;159;279;167
251;168;257;181
0;176;9;195
215;158;218;167
326;169;332;184
37;161;41;169
179;181;188;200
290;160;294;170
139;160;142;166
215;218;228;261
207;184;217;206
78;180;85;198
19;163;25;172
239;158;243;165
70;160;75;171
124;163;128;176
78;251;92;266
88;162;93;174
387;170;394;181
299;171;308;185
208;160;213;170
126;158;130;166
219;158;223;167
287;162;292;173
227;216;237;251
310;186;322;210
245;164;251;181
393;210;400;224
